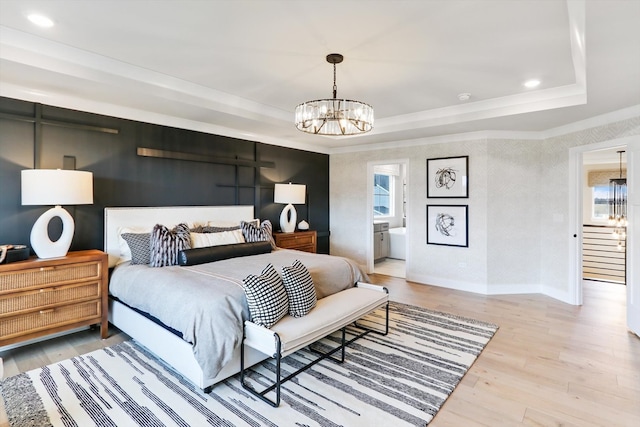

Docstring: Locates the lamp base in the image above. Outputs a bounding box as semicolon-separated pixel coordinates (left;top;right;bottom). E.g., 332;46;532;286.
279;204;297;233
30;205;75;258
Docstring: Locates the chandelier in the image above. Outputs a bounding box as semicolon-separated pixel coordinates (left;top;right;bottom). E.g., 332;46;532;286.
608;150;627;251
295;53;374;136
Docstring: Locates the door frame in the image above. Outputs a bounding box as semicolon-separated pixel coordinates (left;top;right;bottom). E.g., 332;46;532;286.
569;136;637;335
367;158;409;274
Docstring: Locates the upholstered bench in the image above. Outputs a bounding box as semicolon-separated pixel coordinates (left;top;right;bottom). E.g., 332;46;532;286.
240;282;389;407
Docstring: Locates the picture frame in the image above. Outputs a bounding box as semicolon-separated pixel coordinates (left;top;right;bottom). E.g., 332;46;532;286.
427;155;468;198
426;204;468;247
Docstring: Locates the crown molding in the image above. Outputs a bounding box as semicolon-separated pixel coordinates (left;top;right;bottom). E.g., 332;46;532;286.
0;82;329;154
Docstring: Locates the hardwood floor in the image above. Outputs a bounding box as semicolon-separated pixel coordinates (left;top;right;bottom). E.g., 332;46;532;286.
2;277;639;426
374;258;406;278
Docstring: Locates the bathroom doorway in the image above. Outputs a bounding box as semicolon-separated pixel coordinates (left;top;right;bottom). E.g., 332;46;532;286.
369;160;408;278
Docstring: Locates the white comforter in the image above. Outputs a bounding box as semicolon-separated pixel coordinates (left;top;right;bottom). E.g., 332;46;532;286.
108;249;367;378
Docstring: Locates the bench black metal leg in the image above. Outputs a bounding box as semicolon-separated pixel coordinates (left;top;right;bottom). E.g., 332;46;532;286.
240;334;282;407
240;299;390;408
309;326;346;362
354;301;390;336
241;330;352;407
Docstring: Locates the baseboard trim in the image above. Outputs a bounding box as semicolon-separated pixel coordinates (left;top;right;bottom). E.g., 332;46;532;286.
406;273;577;305
406;273;488;295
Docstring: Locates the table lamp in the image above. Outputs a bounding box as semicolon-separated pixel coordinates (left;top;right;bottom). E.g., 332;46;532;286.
274;183;306;233
21;169;94;258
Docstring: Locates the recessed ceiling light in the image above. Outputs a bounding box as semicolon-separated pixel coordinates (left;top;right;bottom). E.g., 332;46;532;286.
524;79;541;89
27;14;54;28
457;93;471;101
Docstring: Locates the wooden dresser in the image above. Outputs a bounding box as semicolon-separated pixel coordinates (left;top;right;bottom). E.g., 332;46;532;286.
273;230;317;253
0;250;108;347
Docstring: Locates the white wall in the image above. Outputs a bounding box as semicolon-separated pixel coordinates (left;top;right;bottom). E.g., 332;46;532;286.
486;139;542;293
331;139;490;293
330;114;640;303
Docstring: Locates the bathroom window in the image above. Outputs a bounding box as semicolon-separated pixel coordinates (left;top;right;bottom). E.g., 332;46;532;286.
374;173;394;217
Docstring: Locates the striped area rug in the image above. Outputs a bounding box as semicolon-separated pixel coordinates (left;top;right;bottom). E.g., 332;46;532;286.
1;302;498;427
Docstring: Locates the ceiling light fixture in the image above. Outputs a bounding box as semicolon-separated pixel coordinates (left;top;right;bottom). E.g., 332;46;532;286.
609;150;627;251
295;53;373;136
27;13;54;28
524;79;541;88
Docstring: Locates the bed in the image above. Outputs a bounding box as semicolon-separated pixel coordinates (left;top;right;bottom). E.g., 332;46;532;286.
104;206;367;392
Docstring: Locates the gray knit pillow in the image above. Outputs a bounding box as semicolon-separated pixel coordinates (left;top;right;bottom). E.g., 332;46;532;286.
150;223;191;267
243;263;289;328
190;225;240;233
121;232;151;265
281;260;317;317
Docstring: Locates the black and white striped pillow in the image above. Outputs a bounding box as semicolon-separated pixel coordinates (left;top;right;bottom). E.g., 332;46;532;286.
121;232;151;265
150;223;191;267
243;263;289;328
281;260;317;317
241;220;276;250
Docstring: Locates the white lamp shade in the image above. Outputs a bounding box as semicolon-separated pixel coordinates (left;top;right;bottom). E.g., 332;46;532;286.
22;169;93;206
274;183;306;204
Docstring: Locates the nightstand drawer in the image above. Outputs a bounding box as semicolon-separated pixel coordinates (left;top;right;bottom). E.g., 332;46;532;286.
292;244;316;253
0;261;101;294
0;300;101;341
277;234;315;246
0;282;101;317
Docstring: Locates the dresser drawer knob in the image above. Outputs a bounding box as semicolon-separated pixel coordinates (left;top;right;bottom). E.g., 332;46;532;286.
39;309;55;314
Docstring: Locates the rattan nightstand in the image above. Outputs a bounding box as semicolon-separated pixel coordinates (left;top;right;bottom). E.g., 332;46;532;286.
0;250;108;347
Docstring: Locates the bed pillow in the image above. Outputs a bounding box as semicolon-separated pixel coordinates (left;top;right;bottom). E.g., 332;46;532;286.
121;232;151;265
281;260;317;317
150;223;191;267
117;226;150;263
190;225;240;233
208;219;259;228
178;241;272;266
241;219;276;250
190;229;245;248
243;263;289;328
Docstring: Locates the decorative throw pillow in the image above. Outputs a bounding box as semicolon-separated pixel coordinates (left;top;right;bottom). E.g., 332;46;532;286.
121;232;151;265
117;226;149;263
243;263;289;328
190;229;245;248
150;223;191;267
241;219;276;250
207;219;259;228
190;225;240;233
281;260;317;317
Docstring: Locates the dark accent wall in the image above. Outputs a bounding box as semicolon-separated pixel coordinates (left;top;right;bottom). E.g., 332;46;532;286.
0;97;330;254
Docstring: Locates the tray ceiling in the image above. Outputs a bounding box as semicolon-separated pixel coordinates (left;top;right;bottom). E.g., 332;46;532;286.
0;0;639;153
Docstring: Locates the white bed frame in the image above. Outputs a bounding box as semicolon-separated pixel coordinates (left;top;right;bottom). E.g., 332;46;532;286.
104;206;267;392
